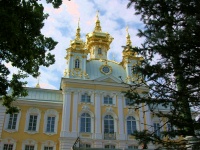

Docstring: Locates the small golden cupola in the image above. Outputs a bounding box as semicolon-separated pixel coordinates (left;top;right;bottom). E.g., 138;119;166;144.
67;19;85;51
122;26;136;60
85;11;114;60
64;19;88;79
121;27;142;84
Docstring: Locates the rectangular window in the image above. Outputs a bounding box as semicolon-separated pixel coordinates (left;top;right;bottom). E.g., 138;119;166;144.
7;114;18;130
128;145;138;149
80;144;91;148
46;116;55;132
44;147;53;150
3;144;13;150
105;145;115;149
81;94;91;103
28;115;37;131
104;96;113;104
25;145;34;150
125;98;133;106
167;123;171;131
153;123;160;137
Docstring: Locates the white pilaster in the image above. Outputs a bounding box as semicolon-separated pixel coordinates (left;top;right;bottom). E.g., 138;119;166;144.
82;55;87;79
0;105;6;138
117;94;126;140
61;90;72;137
71;91;78;136
139;104;144;131
145;105;152;132
94;91;102;139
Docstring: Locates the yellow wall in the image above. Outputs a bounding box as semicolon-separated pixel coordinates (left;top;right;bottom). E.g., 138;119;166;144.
1;105;62;149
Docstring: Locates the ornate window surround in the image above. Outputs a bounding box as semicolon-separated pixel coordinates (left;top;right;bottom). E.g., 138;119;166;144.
4;111;21;133
80;113;91;133
81;93;91;103
75;59;80;69
126;116;137;135
1;138;17;150
78;109;94;134
102;111;118;134
152;117;162;137
79;90;94;105
22;139;37;150
102;93;116;106
41;140;56;150
24;108;41;134
125;114;139;137
43;109;59;135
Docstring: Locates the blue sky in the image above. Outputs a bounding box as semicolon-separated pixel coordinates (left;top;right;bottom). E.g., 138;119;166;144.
7;0;144;90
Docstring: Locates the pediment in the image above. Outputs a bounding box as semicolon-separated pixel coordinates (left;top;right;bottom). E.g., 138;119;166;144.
94;75;121;83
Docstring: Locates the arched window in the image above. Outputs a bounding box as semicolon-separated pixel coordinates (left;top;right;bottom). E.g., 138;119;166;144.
80;113;91;132
104;115;114;133
98;48;102;54
127;116;136;134
75;59;80;68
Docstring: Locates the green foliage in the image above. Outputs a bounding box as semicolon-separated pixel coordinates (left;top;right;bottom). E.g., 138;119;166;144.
0;0;62;113
126;0;200;149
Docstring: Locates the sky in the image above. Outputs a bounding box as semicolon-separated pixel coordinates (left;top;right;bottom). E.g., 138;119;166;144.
8;0;145;90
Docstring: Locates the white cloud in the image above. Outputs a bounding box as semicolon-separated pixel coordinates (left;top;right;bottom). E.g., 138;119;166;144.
6;0;144;90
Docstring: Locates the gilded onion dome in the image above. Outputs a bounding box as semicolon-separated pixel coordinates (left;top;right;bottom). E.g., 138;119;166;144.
122;26;136;58
85;11;114;54
68;19;86;52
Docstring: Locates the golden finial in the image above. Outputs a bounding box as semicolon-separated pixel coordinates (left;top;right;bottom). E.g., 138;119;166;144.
76;18;81;39
126;26;132;46
112;53;116;61
94;10;102;32
96;10;99;21
35;75;40;88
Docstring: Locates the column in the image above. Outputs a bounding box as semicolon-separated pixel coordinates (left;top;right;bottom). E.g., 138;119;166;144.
60;90;71;137
117;94;126;140
71;91;78;137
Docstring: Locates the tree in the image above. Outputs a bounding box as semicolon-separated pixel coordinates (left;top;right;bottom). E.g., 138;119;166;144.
0;0;62;113
125;0;200;149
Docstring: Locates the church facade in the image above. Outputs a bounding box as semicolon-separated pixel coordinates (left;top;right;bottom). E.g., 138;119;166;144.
0;14;167;150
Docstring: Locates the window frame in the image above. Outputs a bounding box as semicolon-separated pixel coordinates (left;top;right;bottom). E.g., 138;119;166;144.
1;138;16;150
104;115;114;133
25;145;35;150
4;112;21;133
153;122;161;137
28;115;38;131
81;93;91;103
80;143;91;148
3;144;14;150
75;59;80;68
127;145;138;149
41;140;56;150
103;95;113;105
127;116;137;135
43;109;59;135
25;108;41;134
80;113;91;133
22;139;37;150
98;48;102;54
104;144;115;149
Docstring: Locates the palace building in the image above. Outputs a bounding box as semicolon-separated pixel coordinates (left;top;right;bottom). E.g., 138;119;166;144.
0;14;166;150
